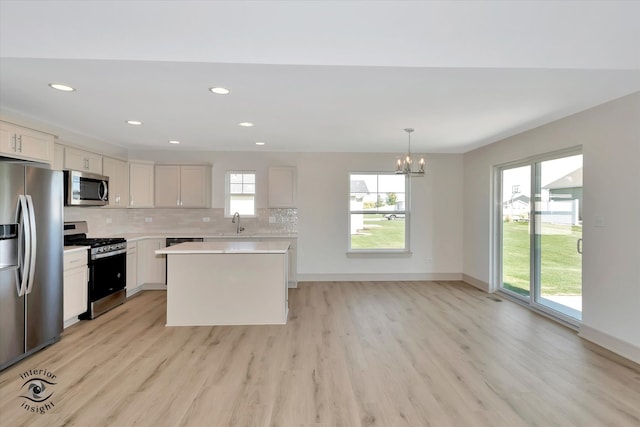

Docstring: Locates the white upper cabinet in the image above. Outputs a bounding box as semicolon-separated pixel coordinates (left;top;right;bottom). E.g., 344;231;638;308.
0;121;55;164
155;164;211;208
64;146;103;174
129;161;155;208
103;157;130;208
155;165;181;207
53;143;64;170
268;166;297;208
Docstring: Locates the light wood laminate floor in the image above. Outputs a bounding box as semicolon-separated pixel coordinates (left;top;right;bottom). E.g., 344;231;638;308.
1;281;639;426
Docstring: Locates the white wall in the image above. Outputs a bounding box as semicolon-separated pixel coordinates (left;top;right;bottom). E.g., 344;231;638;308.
463;93;640;362
131;149;464;281
296;152;463;280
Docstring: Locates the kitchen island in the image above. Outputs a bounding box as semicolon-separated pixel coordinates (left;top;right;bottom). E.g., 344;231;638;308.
156;241;290;326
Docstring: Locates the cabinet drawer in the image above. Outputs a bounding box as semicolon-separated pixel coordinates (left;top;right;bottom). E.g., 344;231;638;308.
64;250;87;270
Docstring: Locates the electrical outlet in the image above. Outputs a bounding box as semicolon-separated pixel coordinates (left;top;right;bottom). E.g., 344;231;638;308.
144;217;153;223
202;217;210;222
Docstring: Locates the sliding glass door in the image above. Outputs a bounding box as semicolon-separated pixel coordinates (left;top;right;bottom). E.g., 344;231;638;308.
501;165;531;297
498;150;583;322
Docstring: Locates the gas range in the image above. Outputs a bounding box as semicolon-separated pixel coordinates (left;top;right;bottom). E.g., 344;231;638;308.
63;221;127;319
63;222;126;258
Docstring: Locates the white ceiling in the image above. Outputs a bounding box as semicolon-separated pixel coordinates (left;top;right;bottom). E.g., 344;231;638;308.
1;1;639;153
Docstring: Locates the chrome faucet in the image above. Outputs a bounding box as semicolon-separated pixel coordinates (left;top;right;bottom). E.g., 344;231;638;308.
231;212;244;234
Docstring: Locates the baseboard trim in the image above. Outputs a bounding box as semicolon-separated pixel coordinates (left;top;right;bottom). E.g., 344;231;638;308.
579;324;640;365
141;283;167;291
462;274;490;292
126;286;144;298
63;317;80;329
297;273;463;282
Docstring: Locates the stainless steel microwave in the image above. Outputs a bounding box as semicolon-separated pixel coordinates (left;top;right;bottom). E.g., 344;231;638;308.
63;170;109;206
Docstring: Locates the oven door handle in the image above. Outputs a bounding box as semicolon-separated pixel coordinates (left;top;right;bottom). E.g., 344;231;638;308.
92;248;127;260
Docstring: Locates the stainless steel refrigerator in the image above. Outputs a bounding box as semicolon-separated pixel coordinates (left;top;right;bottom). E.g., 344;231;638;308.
0;162;63;370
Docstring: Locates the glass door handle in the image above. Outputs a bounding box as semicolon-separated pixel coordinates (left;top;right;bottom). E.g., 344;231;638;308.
577;238;583;254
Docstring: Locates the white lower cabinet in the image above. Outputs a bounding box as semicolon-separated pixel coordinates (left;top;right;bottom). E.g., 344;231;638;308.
63;249;88;328
126;241;139;297
203;236;297;288
137;238;166;289
287;239;297;288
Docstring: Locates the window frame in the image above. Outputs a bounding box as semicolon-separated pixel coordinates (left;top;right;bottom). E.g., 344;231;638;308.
225;170;257;218
347;172;410;254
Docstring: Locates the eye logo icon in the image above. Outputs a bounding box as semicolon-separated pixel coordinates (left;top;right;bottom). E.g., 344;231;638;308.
21;378;55;403
18;369;58;414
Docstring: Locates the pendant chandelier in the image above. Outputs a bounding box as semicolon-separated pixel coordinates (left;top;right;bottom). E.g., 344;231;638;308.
395;128;425;176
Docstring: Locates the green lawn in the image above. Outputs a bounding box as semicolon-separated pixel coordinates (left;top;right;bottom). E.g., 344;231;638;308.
503;221;582;296
351;215;405;249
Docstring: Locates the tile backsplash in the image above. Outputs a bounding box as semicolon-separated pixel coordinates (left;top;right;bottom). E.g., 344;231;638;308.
64;207;298;236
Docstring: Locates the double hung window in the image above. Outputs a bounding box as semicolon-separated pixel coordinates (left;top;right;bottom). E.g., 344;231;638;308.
226;171;256;216
349;173;408;252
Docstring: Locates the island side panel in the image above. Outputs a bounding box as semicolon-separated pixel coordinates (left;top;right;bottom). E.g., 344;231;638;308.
166;252;287;326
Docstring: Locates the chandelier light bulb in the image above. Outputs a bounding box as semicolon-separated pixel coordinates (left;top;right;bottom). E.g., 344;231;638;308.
394;128;425;177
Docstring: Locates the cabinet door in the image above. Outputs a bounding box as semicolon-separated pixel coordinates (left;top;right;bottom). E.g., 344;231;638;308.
129;162;155;207
63;266;88;322
288;239;297;287
64;147;102;173
103;157;130;208
0;123;14;155
126;245;138;295
85;152;103;174
149;240;166;284
268;167;297;208
155;165;181;207
0;121;54;164
137;239;166;285
15;128;55;164
180;165;209;208
53;144;65;171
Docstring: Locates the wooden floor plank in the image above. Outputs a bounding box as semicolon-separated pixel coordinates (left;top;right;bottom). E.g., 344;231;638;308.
1;282;639;426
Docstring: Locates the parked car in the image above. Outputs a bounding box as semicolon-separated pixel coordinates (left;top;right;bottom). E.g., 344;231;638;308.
383;213;405;220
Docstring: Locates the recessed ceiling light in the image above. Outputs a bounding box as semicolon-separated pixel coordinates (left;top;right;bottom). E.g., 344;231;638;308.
209;87;230;95
48;83;75;92
255;141;265;146
168;140;181;145
126;120;143;125
239;122;254;127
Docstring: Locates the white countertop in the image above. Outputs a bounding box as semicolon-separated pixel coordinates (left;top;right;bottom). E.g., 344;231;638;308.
156;240;290;255
120;233;297;242
64;245;90;254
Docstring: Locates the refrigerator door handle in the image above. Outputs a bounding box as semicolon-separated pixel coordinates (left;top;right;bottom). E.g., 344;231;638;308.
15;195;31;297
25;195;37;295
